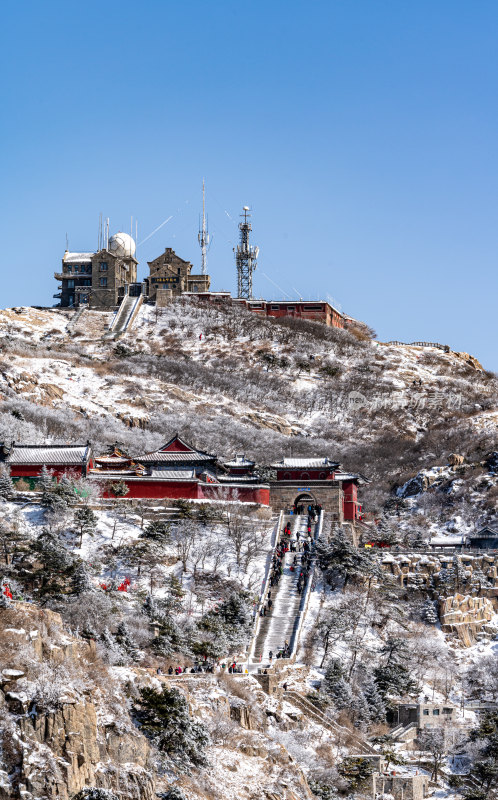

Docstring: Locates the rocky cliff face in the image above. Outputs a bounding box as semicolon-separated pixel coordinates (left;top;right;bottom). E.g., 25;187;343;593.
0;603;318;800
439;594;496;646
0;603;155;800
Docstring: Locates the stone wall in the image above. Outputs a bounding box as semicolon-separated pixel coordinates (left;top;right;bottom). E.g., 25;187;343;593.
269;481;343;518
372;773;429;800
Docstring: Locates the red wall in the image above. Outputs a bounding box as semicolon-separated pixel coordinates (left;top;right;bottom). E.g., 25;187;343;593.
100;479;269;505
102;480;200;500
201;484;270;505
342;480;360;520
10;465;86;479
276;469;335;481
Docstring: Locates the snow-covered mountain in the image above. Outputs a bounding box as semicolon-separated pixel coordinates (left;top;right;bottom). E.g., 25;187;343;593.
0;300;496;529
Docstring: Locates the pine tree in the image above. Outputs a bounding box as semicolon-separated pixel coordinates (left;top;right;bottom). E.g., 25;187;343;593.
469;566;486;595
169;574;185;598
71;562;93;594
329;677;355;711
33;530;74;596
422;598;439;625
140;520;171;541
363;676;386;722
73;506;98;548
352;690;371;725
133;686;209;767
115;620;140;661
323;659;345;694
38;465;54;493
0;464;14;500
408;572;426;591
374;637;419;698
316;529;381;590
109;480;129;498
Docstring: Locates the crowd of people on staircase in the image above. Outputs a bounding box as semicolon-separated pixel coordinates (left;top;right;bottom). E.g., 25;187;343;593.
258;511;317;665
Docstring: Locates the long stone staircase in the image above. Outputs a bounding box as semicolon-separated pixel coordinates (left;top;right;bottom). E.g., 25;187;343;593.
103;293;143;340
251;514;313;665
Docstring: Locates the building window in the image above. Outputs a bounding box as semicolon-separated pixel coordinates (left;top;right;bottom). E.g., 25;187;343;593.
67;279;75;288
319;472;326;479
301;472;310;480
433;709;440;716
100;277;107;287
65;266;72;273
80;295;89;304
423;709;429;716
287;306;295;311
100;262;108;271
82;279;91;286
283;472;291;480
86;265;92;273
271;304;280;309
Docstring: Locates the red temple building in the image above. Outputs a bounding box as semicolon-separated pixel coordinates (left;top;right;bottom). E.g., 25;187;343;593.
0;436;367;519
89;436;270;505
0;443;92;482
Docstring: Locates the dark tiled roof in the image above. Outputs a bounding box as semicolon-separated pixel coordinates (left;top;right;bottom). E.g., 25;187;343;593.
5;444;91;465
138;451;214;464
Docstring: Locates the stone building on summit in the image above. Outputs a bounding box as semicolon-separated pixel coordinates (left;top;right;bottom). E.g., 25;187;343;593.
54;232;138;310
145;247;210;304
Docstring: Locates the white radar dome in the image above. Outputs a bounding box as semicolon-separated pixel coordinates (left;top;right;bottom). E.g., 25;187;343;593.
108;231;136;258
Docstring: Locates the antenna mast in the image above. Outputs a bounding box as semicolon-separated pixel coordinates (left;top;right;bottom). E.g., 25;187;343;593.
235;206;259;299
198;179;209;275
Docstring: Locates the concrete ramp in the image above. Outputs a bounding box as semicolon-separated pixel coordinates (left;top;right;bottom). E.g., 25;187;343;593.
103;293;143;340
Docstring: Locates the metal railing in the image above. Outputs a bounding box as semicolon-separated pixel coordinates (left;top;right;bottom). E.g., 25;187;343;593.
385;340;451;352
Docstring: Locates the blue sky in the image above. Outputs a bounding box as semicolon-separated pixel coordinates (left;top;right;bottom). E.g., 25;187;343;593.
1;0;497;368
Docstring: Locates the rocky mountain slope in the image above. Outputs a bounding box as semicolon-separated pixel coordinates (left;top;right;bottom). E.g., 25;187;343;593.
0;300;496;528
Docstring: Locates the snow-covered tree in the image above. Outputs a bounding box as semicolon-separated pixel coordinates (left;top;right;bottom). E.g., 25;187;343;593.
38;465;54;493
73;506;98;548
363;676;386;722
133;685;209;767
115;620;140;662
0;464;14;500
422;598;439;625
374;637;418;698
71;562;93;595
316;529;381;590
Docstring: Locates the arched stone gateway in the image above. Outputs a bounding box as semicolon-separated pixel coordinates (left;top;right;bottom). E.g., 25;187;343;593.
294;492;317;511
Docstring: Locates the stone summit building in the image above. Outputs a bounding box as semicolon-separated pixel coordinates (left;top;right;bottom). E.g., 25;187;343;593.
54;235;209;311
54;232;138;310
145;247;210;304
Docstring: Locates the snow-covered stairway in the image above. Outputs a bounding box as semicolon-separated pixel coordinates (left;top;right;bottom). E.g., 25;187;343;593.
252;514;310;665
103;293;143;340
